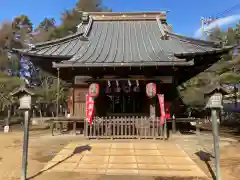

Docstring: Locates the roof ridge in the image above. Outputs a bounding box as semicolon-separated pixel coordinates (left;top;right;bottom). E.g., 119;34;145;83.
82;16;93;38
156;16;168;40
89;11;167;22
88;11;168;15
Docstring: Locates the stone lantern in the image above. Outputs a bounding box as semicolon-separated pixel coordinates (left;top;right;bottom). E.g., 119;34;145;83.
11;85;34;110
205;89;227;109
10;85;34;180
204;84;228;180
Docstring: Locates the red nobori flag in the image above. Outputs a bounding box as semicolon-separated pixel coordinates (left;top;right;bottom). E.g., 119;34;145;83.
85;94;94;124
158;94;165;125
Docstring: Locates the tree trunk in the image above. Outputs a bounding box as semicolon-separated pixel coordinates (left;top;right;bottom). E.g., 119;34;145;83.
5;108;11;126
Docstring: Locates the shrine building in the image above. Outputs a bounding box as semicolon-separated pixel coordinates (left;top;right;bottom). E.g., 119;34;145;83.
11;12;231;139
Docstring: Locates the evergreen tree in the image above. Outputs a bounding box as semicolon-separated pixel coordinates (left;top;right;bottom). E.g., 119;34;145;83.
49;0;111;39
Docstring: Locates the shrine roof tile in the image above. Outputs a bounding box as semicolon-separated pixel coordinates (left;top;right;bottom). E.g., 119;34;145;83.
12;12;231;68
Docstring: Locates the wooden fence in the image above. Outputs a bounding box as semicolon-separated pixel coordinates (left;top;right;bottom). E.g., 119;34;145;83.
84;116;167;139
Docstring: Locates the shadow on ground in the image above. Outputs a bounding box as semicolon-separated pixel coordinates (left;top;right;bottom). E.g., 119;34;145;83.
195;150;215;180
28;145;92;180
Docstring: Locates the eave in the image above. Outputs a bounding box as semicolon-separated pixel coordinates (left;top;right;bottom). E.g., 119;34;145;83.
11;49;72;60
174;46;233;57
52;60;194;68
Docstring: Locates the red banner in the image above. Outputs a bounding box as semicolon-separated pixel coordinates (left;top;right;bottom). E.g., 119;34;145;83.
86;94;95;124
158;94;165;125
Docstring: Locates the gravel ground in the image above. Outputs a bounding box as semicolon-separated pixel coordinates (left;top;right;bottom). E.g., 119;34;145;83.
173;131;240;180
0;125;240;180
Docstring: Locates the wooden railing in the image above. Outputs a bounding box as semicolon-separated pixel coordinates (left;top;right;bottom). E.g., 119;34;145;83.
84;116;168;139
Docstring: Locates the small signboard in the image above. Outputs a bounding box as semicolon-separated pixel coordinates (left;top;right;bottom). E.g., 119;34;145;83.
19;95;31;110
4;125;10;133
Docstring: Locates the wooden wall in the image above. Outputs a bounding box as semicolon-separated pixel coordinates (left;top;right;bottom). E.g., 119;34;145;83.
73;85;88;118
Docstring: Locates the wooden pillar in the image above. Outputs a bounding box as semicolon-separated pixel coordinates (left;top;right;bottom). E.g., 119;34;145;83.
56;68;60;117
172;119;176;133
196;118;200;135
73;120;77;135
172;75;178;134
72;87;75;116
150;99;156;118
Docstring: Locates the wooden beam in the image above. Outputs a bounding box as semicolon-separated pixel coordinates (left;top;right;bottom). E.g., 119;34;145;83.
74;75;173;84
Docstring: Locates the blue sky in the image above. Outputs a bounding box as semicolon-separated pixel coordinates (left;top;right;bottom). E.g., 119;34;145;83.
0;0;239;37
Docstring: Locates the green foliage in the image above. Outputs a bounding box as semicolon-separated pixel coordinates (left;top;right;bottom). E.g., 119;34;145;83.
180;23;240;106
49;0;112;39
219;72;240;84
33;76;67;105
37;18;56;31
0;72;23;110
76;0;112;12
12;14;33;32
0;72;23;93
0;0;112;109
179;87;205;107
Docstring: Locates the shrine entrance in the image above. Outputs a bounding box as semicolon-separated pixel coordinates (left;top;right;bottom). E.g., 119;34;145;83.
95;80;148;117
93;80;178;118
83;79;177;139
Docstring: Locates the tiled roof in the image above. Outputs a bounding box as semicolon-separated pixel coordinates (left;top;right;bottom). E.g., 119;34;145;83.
12;12;231;68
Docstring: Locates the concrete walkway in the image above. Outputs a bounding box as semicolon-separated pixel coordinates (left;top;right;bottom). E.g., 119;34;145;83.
42;141;207;178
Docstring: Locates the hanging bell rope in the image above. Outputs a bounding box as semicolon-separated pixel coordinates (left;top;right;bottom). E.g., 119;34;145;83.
116;80;119;87
136;80;139;87
128;80;132;87
107;80;111;87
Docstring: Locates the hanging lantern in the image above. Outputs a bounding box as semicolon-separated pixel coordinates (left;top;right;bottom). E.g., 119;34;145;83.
89;83;100;97
146;83;157;98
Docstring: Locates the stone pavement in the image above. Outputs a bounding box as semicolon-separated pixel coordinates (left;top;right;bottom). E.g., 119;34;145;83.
42;141;207;178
